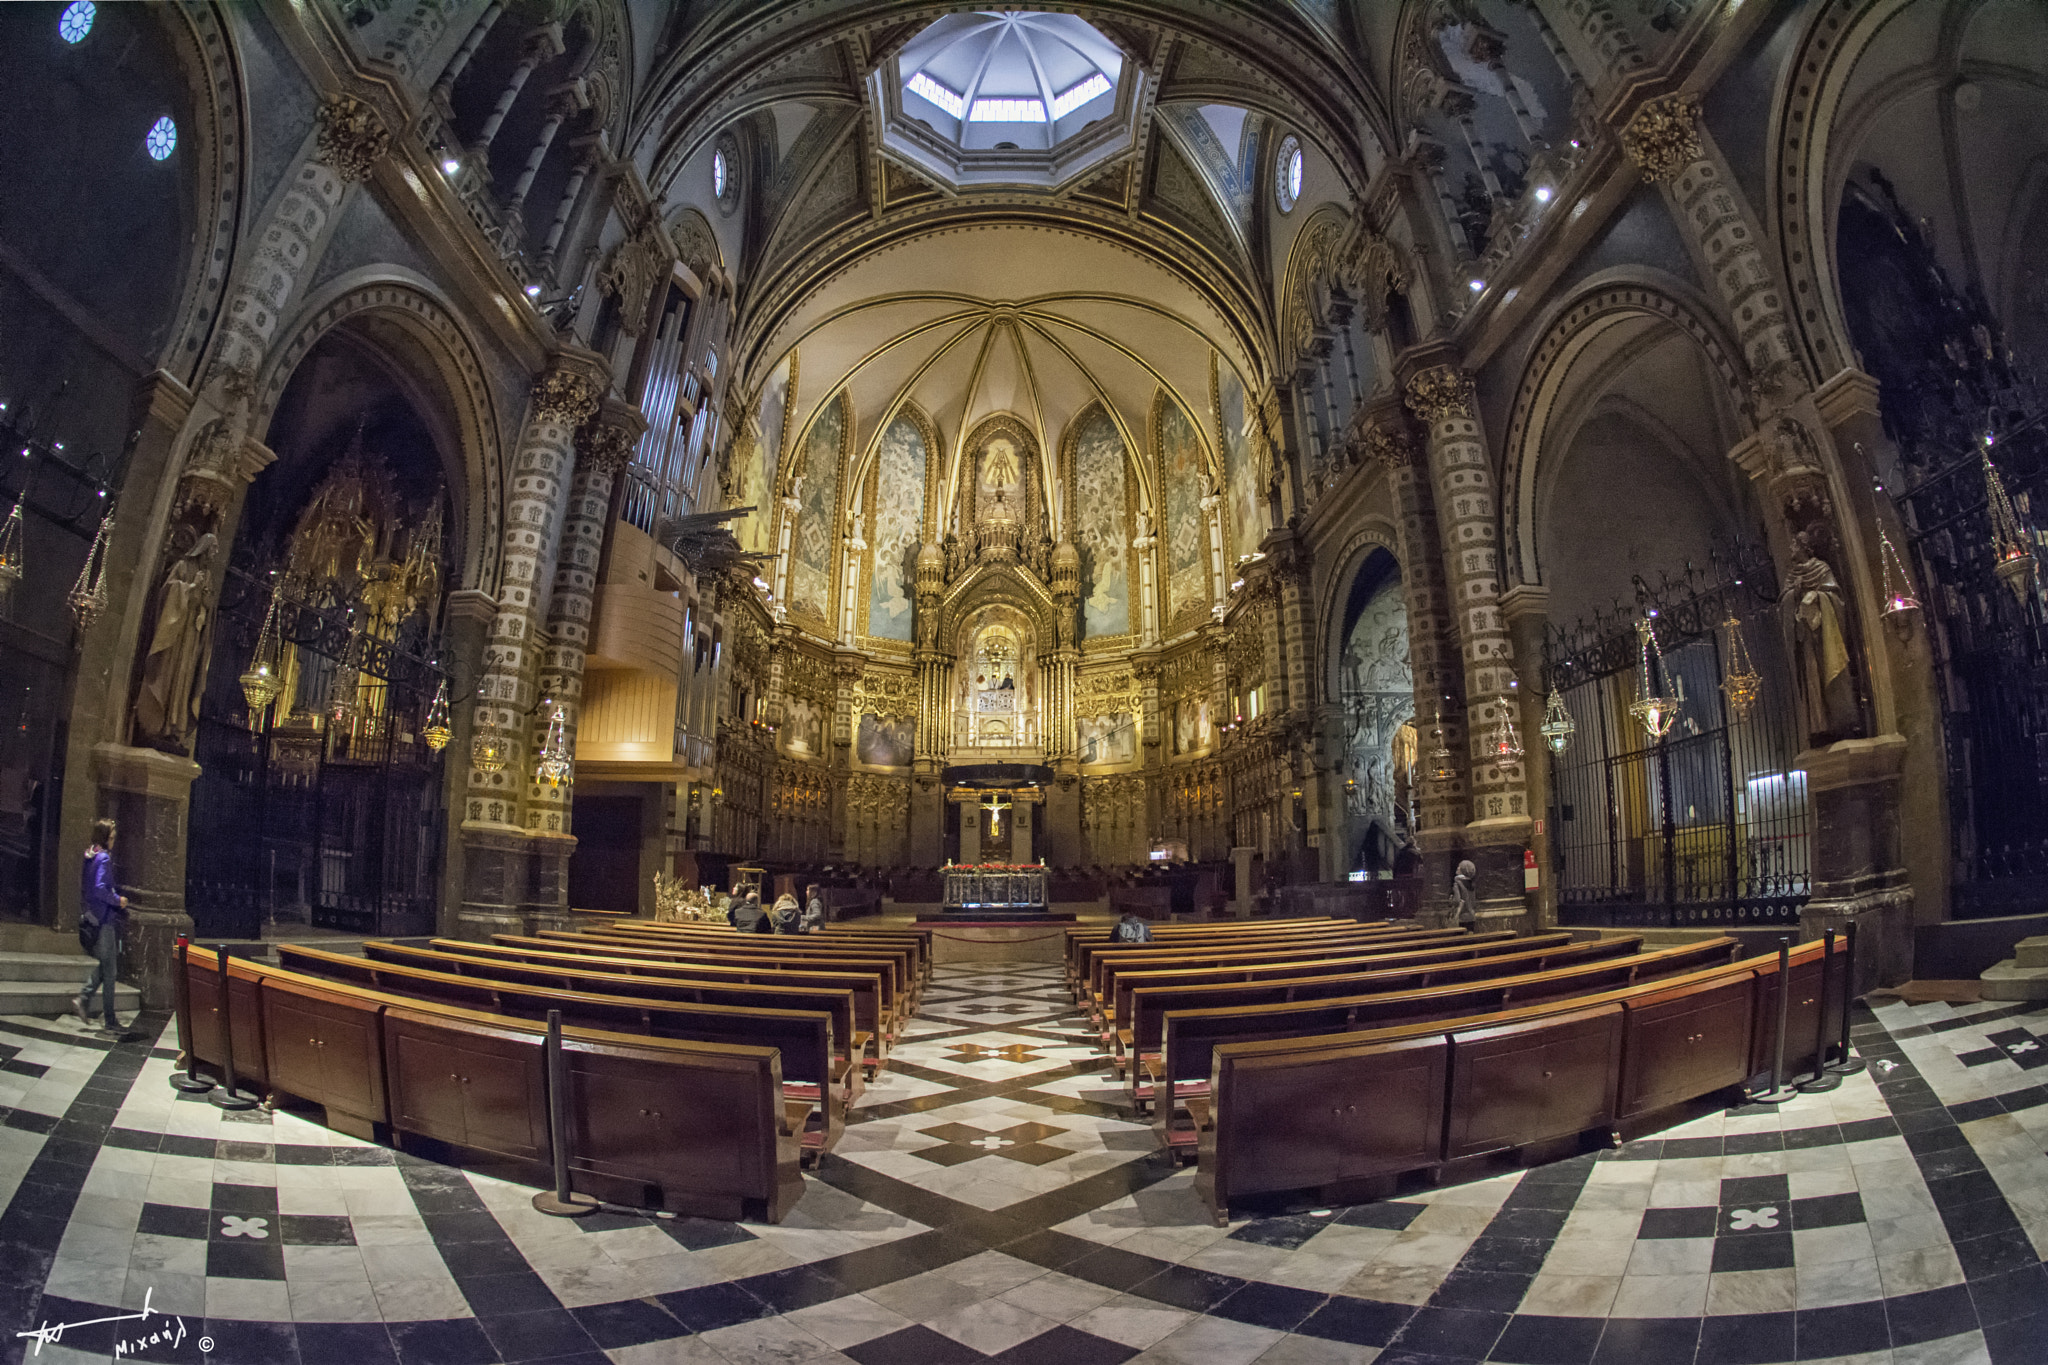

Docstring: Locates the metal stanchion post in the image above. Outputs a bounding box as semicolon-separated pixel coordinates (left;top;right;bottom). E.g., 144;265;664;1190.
532;1009;597;1217
1827;918;1867;1076
1751;937;1797;1104
169;936;214;1094
1797;929;1843;1093
209;946;258;1110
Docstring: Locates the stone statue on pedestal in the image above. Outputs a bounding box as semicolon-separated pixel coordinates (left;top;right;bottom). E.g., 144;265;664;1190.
133;533;220;754
1784;530;1862;746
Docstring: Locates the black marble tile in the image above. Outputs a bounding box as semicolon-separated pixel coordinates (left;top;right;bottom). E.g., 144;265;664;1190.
296;1323;398;1365
744;1262;851;1313
1638;1207;1718;1240
1213;1279;1327;1330
477;1308;601;1363
661;1214;759;1251
273;1144;335;1166
844;1324;988;1365
1334;1200;1429;1230
1885;1282;1980;1347
1059;1243;1171;1292
206;1237;287;1280
569;1296;685;1349
989;1323;1139;1365
1661;1136;1724;1158
1461;1236;1553;1275
456;1269;557;1315
1130;1263;1244;1312
1905;1125;1971;1157
1946;1097;2007;1123
209;1183;278;1218
1969;1263;2048;1329
1836;1116;1902;1144
1487;1207;1570;1241
1954;1227;2042;1281
203;1319;301;1365
1589;1316;1700;1365
1940;1195;2024;1241
279;1213;356;1246
1711;1231;1796;1273
655;1280;778;1333
1718;1174;1790;1207
158;1133;217;1159
1794;1301;1890;1358
1722;1131;1784;1155
1429;1269;1534;1314
1395;1306;1510;1358
388;1316;497;1365
421;1210;506;1243
1788;1192;1864;1230
1782;1123;1843;1150
103;1126;161;1152
1229;1213;1332;1249
1696;1310;1795;1365
1488;1314;1604;1365
137;1201;209;1240
1984;1309;2048;1365
1297;1294;1415;1347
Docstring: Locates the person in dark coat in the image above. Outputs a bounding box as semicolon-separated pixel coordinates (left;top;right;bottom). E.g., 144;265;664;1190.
75;819;128;1034
801;885;826;933
1452;860;1478;928
731;891;765;932
770;893;801;933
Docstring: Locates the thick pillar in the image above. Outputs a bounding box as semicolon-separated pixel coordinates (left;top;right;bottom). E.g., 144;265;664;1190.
507;87;579;217
90;746;198;1009
958;794;981;866
1405;364;1531;923
1500;584;1553;925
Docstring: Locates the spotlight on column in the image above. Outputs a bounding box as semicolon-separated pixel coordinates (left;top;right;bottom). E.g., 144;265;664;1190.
1468;278;1486;293
524;283;543;298
441;156;462;175
1534;185;1553;203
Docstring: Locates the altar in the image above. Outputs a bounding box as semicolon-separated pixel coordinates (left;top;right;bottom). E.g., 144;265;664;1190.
942;862;1048;910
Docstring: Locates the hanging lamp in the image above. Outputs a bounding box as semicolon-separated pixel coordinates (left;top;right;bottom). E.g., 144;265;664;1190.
0;495;23;605
1878;529;1921;618
238;579;285;715
1984;446;2036;602
1489;685;1524;763
536;704;573;788
1539;687;1575;755
66;497;114;633
471;722;510;773
1719;615;1762;719
1426;706;1458;784
421;679;453;752
1629;617;1680;741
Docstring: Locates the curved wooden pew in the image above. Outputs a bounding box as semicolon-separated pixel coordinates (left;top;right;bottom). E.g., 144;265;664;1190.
559;928;918;1011
1085;927;1489;1014
173;946;808;1221
1063;918;1354;981
1074;923;1422;1001
274;944;850;1161
532;931;913;1024
1185;937;1843;1222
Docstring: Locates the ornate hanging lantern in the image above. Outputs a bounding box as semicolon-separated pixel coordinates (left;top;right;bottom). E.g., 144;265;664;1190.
1629;617;1680;742
1539;687;1575;755
1719;615;1762;719
1489;690;1524;763
0;496;24;604
536;704;573;788
325;629;362;728
1426;707;1458;784
421;679;453;752
238;580;285;714
1878;529;1920;618
1984;448;2037;602
471;723;510;773
66;498;114;633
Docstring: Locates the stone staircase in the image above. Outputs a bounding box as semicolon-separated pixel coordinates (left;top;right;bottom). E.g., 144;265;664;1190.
1982;935;2048;1001
0;952;142;1017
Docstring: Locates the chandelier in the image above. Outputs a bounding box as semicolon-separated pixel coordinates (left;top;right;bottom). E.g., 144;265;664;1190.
1426;706;1457;784
0;491;23;605
1984;445;2037;602
1878;529;1920;618
238;579;286;715
471;722;510;773
536;704;573;788
66;497;114;633
1539;687;1575;755
326;627;363;728
421;679;453;753
1629;617;1680;741
1719;615;1761;719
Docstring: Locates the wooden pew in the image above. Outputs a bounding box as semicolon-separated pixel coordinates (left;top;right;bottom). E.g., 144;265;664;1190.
531;931;913;1030
361;941;873;1081
174;945;809;1221
608;918;934;981
274;944;851;1162
600;922;932;1003
1153;936;1743;1129
425;937;892;1076
561;927;918;1012
1065;919;1368;988
1184;937;1843;1222
1085;926;1484;1015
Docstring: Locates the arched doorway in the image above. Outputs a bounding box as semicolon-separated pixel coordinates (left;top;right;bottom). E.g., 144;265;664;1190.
183;328;463;938
1333;548;1418;885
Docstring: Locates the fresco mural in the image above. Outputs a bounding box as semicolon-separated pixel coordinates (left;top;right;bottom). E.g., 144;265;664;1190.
787;396;843;623
1341;566;1416;859
739;355;789;554
1218;363;1265;564
867;413;926;641
1078;712;1136;765
1159;395;1208;626
857;712;914;767
1071;406;1129;639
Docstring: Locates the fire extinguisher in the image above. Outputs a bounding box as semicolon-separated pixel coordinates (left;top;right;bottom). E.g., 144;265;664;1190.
1523;848;1539;892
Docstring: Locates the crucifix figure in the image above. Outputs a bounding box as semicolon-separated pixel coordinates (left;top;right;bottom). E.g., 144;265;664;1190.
983;792;1011;840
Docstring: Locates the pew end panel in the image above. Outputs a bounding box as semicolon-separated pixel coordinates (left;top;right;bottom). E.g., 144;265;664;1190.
1617;970;1760;1124
257;972;390;1140
1445;1004;1625;1160
180;945;272;1096
383;1007;550;1168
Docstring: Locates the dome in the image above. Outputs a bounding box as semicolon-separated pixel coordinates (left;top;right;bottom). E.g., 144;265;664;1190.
898;12;1124;152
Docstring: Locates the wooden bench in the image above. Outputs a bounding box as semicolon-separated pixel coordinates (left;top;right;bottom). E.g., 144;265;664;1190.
1084;926;1482;1016
274;944;850;1162
533;930;914;1025
1075;925;1447;1009
428;937;892;1075
361;941;876;1082
610;919;934;983
1181;937;1842;1222
174;945;808;1221
1064;918;1362;985
566;927;920;1011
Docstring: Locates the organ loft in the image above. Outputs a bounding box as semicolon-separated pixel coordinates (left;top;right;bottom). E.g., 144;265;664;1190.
0;1;2044;1360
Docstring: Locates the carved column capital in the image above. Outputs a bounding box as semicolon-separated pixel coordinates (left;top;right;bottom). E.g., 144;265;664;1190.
573;418;636;477
314;95;392;184
1621;93;1704;184
531;367;601;427
1366;422;1421;470
1404;365;1476;425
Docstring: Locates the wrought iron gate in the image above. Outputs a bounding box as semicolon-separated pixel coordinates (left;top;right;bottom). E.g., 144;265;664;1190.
1544;551;1810;928
187;567;447;938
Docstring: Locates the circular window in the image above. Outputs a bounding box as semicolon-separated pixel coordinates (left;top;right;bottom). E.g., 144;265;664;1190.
58;0;95;43
1276;135;1303;213
146;115;178;161
712;140;739;214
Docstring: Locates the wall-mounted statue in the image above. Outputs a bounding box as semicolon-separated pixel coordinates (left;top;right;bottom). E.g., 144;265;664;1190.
1784;528;1863;746
133;532;220;754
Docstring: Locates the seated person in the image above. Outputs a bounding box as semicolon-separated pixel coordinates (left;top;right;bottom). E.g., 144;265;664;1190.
770;892;802;933
1114;909;1153;943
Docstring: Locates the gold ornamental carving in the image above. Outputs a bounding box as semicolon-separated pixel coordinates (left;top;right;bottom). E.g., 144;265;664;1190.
1621;93;1704;184
599;225;670;336
575;419;636;476
314;95;391;184
1404;366;1475;425
1366;423;1419;470
531;369;601;427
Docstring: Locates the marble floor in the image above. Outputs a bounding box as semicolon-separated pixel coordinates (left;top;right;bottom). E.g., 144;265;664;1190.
1;962;2045;1364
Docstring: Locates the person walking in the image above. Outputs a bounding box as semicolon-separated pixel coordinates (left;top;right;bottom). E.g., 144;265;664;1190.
74;819;128;1035
1452;859;1478;929
800;885;826;933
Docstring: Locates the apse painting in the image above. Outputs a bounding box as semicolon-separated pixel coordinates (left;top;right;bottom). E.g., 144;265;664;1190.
1159;396;1208;626
867;414;926;641
787;396;843;624
1218;364;1265;563
857;711;914;768
1072;406;1129;639
740;355;789;554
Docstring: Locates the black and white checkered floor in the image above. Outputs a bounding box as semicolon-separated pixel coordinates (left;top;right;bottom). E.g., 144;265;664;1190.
2;963;2045;1364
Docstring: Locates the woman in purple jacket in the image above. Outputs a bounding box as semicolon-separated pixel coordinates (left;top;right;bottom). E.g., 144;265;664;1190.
75;819;128;1034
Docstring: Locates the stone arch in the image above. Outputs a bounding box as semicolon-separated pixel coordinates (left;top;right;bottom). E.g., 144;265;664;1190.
1319;518;1404;704
255;270;507;593
160;3;249;383
1500;270;1751;591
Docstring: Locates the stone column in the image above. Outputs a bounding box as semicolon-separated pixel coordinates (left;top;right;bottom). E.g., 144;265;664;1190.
538;145;598;270
507;86;581;218
435;588;496;937
91;746;199;1009
459;363;600;938
958;794;981;866
1500;584;1553;925
1528;0;1651;93
474;25;563;157
1404;364;1531;921
430;0;504;108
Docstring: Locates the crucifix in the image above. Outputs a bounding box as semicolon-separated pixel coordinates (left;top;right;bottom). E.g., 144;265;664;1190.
982;792;1011;839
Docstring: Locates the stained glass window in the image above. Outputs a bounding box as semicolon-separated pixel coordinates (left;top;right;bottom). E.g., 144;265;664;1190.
146;116;177;161
58;1;95;44
1277;136;1303;213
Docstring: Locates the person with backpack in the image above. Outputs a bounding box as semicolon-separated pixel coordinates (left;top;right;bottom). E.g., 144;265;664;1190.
74;819;128;1035
1114;909;1152;943
770;892;802;933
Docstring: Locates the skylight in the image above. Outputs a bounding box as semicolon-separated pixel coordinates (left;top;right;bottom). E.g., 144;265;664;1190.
1050;73;1110;120
969;98;1046;123
907;71;966;119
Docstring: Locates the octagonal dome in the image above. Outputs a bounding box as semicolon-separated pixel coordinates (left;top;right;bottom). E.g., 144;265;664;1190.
872;11;1141;191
